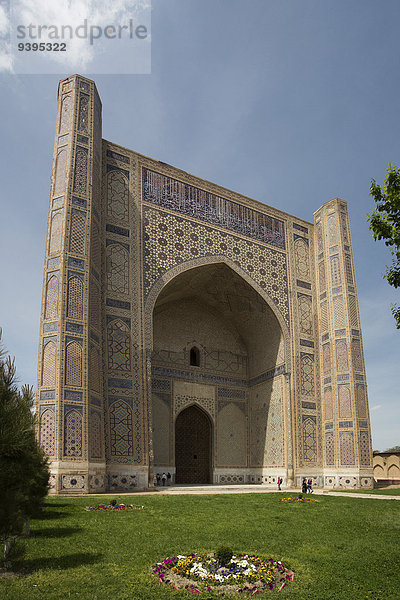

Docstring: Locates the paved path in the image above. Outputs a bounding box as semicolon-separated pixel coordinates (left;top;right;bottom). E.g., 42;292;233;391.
83;484;400;500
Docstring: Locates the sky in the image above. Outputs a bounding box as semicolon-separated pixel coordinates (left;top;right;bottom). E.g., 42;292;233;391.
0;0;399;451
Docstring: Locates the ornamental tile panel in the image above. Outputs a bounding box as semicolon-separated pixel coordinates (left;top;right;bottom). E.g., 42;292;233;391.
143;207;289;326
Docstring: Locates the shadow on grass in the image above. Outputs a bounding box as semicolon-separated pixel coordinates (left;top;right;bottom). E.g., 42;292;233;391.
32;527;82;538
37;511;68;521
16;552;102;572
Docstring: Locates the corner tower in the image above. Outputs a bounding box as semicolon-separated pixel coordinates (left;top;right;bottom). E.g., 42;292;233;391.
314;199;373;488
36;75;105;493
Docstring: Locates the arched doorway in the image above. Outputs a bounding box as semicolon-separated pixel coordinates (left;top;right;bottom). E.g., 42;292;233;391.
175;405;212;484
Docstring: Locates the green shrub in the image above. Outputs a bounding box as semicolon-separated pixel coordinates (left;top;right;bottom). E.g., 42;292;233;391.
216;546;233;566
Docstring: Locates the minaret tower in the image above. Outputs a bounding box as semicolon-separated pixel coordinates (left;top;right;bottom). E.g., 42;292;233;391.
314;199;373;488
36;75;105;493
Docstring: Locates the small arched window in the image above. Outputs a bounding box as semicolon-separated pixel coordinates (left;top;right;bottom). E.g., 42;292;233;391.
190;346;200;367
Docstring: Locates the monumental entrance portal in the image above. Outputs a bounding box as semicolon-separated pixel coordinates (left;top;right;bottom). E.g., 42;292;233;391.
36;75;374;493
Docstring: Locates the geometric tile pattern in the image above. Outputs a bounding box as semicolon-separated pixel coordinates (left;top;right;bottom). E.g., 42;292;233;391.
348;296;358;328
264;377;284;466
322;342;331;375
339;431;355;465
108;473;137;490
89;344;101;392
338;385;352;418
330;255;341;286
355;384;367;420
40;408;55;456
89;411;102;459
69;210;86;254
302;416;317;463
107;171;129;221
45;274;59;319
61;474;86;490
323;387;333;421
41;340;56;387
107;319;131;372
67;276;84;319
143;207;289;326
298;294;312;335
300;354;315;396
344;255;353;284
325;431;335;465
336;339;349;372
73;148;88;195
333;295;345;328
49;211;63;254
358;430;371;466
65;341;82;387
109;399;133;456
318;261;326;292
54;150;67;196
64;409;83;457
327;214;337;246
60;94;71;132
351;339;363;371
78;94;89;133
106;243;129;295
294;237;310;278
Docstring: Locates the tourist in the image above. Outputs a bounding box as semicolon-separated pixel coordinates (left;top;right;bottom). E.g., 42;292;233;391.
307;478;314;493
167;472;171;486
156;473;161;486
302;478;307;494
277;477;282;490
153;474;157;486
162;472;167;486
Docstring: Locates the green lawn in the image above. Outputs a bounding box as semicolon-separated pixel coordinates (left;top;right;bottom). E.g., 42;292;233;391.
332;487;400;495
1;493;399;600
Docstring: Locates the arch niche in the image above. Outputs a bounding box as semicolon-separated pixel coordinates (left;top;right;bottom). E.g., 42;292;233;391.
175;405;212;484
149;260;290;484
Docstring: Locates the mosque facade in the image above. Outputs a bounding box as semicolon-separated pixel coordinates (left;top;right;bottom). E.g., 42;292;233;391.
36;75;374;493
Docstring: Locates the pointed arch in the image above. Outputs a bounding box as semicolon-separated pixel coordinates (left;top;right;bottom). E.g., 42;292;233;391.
67;276;83;319
49;211;63;254
65;341;82;387
144;255;291;368
45;274;59;319
41;340;56;387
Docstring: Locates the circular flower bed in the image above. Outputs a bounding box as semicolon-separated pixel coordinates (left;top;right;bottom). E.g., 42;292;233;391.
85;503;144;511
153;553;294;595
281;497;318;502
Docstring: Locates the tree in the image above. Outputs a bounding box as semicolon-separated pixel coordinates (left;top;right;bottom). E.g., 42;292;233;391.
384;445;400;453
0;332;49;564
368;164;400;329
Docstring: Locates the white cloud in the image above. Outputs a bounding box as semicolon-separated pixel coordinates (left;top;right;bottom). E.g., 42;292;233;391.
0;3;10;36
370;404;382;412
0;45;13;72
9;0;151;73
